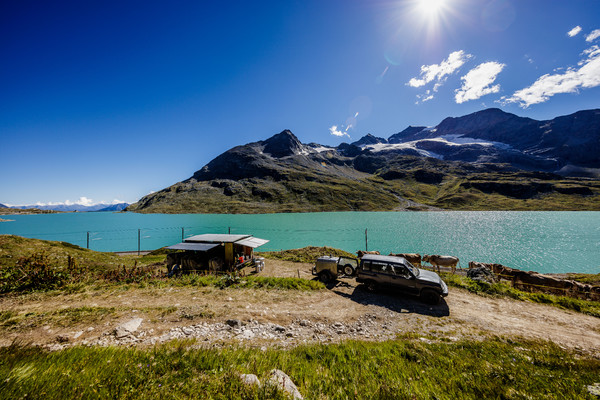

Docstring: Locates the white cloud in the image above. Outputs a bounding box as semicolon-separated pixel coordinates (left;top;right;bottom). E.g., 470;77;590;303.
416;90;434;104
503;46;600;108
408;50;472;88
585;29;600;42
567;26;582;37
329;125;349;138
455;61;506;104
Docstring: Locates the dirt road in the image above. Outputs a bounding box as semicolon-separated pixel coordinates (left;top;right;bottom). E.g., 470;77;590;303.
1;259;599;356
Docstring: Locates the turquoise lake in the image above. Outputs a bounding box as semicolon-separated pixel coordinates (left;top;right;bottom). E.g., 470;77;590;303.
1;211;599;274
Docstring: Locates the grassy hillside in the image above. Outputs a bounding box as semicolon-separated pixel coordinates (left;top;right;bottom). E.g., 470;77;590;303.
0;235;162;272
258;246;356;263
127;154;600;213
2;338;598;399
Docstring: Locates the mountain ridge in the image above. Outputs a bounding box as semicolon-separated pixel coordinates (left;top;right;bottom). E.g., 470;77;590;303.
127;108;600;214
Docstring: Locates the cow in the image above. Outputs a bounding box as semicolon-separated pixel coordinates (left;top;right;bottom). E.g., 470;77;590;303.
423;254;459;274
356;250;380;258
389;253;422;267
469;261;492;270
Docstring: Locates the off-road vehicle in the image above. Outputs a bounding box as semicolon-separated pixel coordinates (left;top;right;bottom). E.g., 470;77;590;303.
356;254;448;304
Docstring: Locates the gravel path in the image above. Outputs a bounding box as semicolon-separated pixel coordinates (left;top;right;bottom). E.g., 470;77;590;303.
1;259;599;357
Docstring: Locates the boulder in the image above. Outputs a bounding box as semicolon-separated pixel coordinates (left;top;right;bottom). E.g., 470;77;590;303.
467;267;496;284
240;374;260;387
115;317;143;338
266;369;303;400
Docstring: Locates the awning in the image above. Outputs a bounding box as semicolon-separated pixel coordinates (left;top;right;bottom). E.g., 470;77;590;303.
235;237;269;248
166;242;220;252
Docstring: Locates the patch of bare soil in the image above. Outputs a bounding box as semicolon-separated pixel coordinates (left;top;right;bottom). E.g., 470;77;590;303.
1;259;599;357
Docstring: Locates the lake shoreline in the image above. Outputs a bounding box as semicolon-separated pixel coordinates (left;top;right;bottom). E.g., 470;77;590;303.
1;211;598;274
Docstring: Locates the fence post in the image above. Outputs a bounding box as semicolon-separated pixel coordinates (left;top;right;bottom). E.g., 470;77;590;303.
182;227;184;241
87;232;90;249
365;228;368;251
138;229;141;256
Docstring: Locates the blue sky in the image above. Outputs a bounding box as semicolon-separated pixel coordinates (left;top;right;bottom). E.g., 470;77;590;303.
1;0;600;206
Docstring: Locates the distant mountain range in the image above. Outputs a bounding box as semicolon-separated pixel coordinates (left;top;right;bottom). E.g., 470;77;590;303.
121;107;598;213
4;203;129;212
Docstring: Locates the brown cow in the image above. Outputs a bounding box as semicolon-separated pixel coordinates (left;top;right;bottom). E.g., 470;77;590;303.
389;253;422;267
468;261;492;270
423;254;459;274
357;250;380;258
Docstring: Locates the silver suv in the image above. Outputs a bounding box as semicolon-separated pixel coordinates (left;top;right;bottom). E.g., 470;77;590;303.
356;254;448;304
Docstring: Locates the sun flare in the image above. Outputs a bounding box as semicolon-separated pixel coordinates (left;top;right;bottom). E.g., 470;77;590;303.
416;0;448;18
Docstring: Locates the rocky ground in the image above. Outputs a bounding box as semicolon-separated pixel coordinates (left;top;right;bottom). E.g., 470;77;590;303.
1;259;599;357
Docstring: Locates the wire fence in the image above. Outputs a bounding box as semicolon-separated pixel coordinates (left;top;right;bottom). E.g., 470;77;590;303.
12;224;372;254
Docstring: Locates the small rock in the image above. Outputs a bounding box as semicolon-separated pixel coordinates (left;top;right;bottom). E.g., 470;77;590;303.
273;325;286;333
266;369;303;400
298;320;310;327
72;331;84;339
226;319;241;328
240;374;260;387
115;317;143;339
56;335;69;343
588;383;600;397
86;327;95;332
237;329;255;340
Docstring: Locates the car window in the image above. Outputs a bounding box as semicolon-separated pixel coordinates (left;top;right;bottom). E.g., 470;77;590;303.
371;262;388;273
339;257;358;267
403;261;418;276
394;265;411;278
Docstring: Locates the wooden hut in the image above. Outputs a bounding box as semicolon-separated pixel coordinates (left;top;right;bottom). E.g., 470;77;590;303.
165;234;269;274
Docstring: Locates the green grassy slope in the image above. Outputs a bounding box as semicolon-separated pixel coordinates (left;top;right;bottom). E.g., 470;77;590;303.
1;338;599;399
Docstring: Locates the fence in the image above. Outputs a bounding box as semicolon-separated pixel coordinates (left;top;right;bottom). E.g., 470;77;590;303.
11;225;374;255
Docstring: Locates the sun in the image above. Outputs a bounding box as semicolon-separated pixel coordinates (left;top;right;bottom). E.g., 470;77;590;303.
416;0;449;18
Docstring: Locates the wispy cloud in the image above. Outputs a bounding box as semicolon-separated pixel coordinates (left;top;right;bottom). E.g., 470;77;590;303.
330;112;360;138
502;45;600;108
455;62;506;104
416;90;434;104
586;29;600;42
567;26;582;37
407;50;472;88
329;125;349;138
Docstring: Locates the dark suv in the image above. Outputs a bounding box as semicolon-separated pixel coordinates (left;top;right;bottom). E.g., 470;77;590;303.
356;254;448;304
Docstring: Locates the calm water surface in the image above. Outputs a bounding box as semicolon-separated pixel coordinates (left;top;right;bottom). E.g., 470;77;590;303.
1;211;599;274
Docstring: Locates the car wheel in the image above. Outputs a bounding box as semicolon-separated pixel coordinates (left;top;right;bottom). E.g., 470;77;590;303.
420;289;440;305
364;280;377;292
319;271;332;283
343;264;354;276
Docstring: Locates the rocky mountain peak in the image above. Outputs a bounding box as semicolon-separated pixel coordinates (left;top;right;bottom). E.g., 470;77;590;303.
351;134;388;147
388;126;427;144
262;130;304;158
